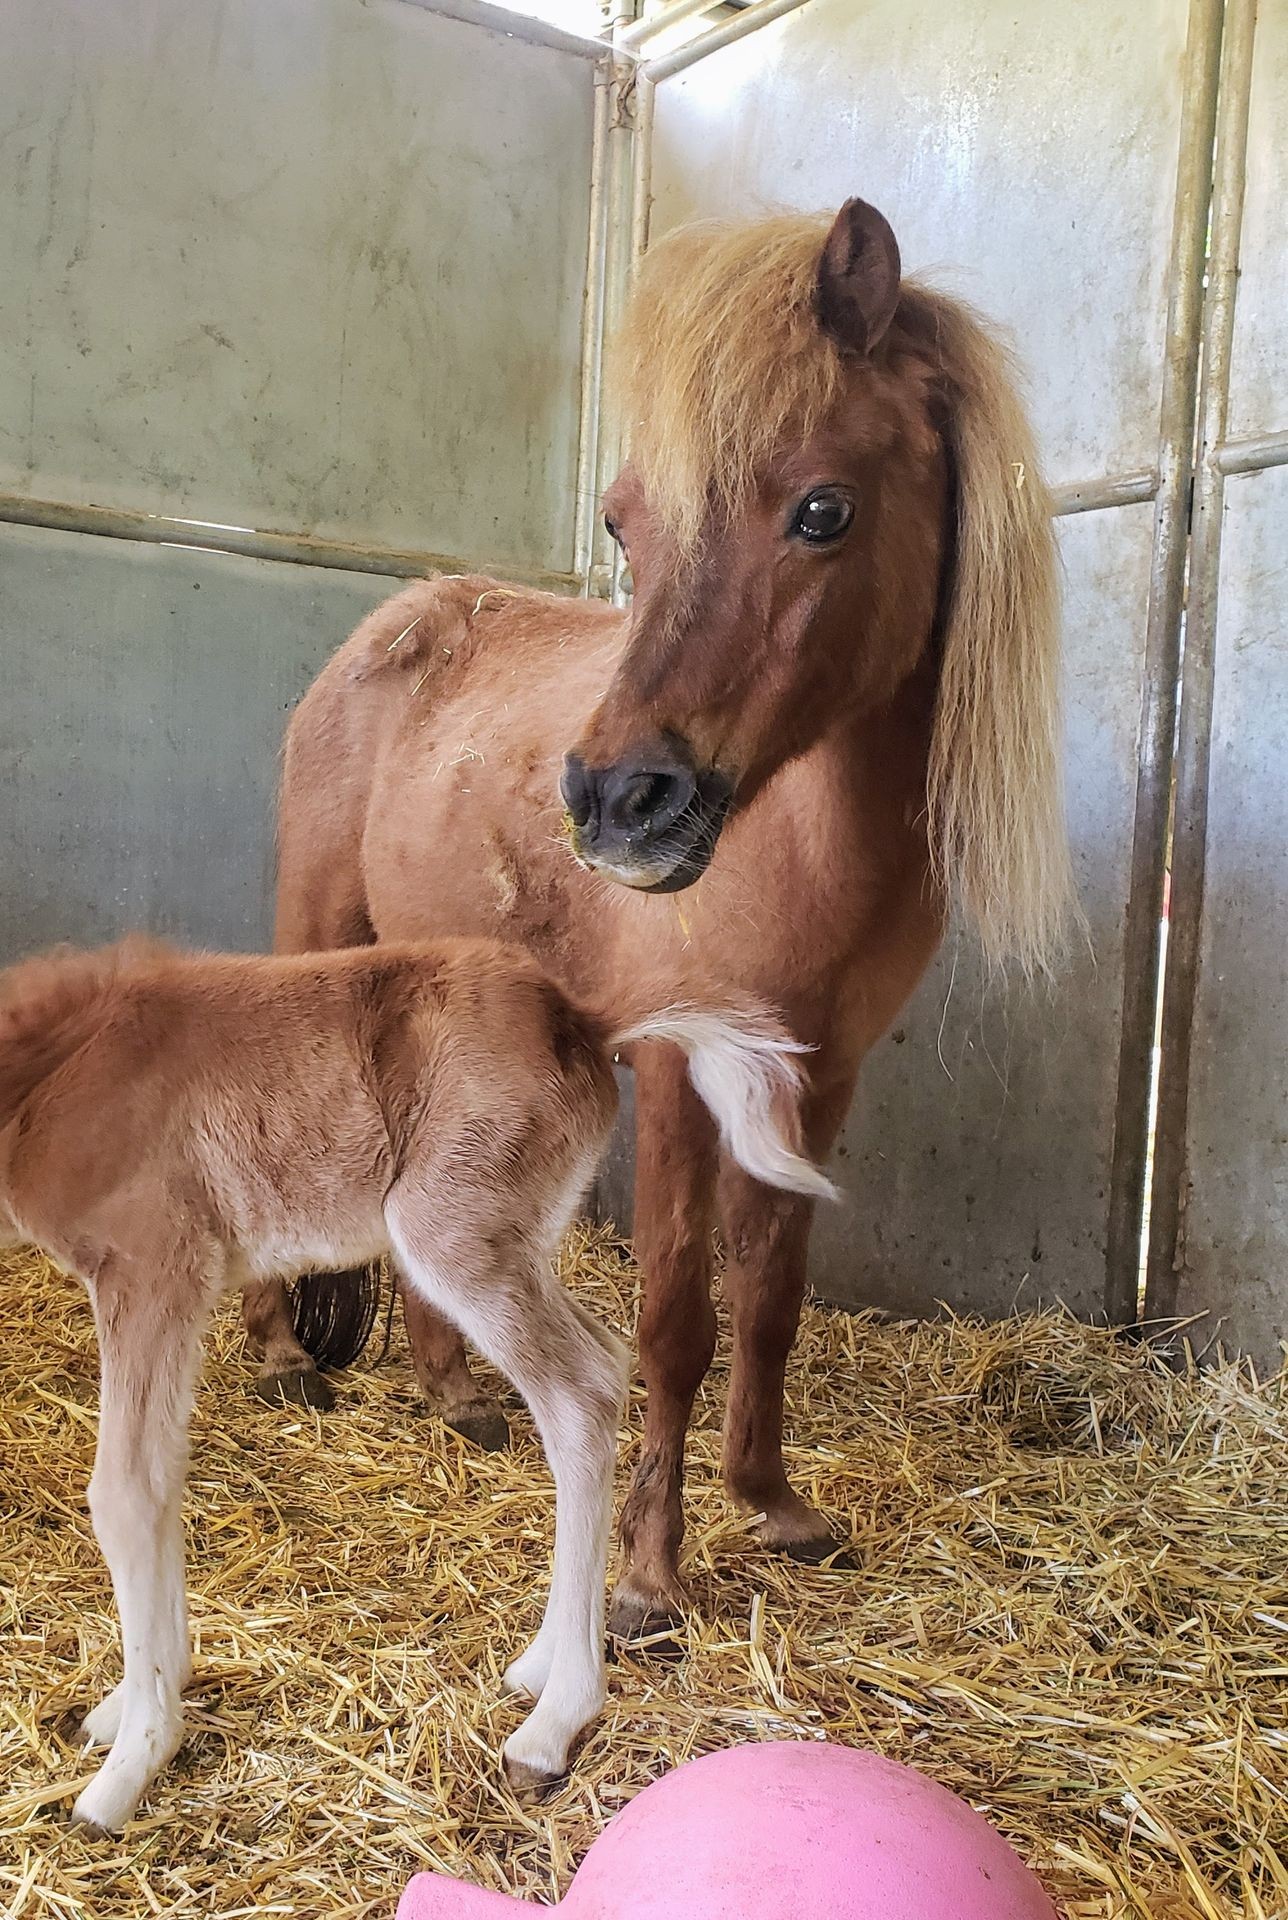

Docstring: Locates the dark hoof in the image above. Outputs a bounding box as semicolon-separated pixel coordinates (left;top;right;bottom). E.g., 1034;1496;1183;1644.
442;1399;511;1453
779;1536;857;1570
610;1628;687;1666
255;1367;335;1412
68;1815;114;1841
503;1755;566;1803
607;1588;687;1661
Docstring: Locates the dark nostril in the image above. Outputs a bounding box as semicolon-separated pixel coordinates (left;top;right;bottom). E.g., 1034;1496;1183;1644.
560;755;593;830
618;772;673;821
604;764;696;839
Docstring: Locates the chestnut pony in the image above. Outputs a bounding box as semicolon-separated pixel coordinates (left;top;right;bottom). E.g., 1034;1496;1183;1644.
243;197;1070;1637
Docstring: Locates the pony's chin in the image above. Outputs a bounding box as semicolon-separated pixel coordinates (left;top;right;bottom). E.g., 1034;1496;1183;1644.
581;840;717;894
632;857;713;895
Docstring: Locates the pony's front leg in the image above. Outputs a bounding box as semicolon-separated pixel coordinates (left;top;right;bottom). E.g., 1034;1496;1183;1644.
609;1047;719;1643
73;1247;214;1834
716;1173;842;1558
718;1065;855;1560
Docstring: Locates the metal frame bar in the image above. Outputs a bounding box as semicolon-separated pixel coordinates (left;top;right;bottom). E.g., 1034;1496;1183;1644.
618;0;723;50
0;493;580;594
1145;0;1262;1323
398;0;608;58
1102;0;1226;1326
1051;469;1159;517
573;66;615;586
1214;427;1288;476
642;0;812;79
594;31;645;602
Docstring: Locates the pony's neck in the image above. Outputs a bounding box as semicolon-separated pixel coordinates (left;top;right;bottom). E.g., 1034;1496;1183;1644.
841;645;939;804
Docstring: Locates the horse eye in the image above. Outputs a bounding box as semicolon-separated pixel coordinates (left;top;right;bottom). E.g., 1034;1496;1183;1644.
604;514;624;548
791;488;855;544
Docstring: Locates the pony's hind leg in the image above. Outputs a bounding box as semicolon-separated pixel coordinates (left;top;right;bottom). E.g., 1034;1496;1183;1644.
72;1245;217;1834
387;1194;626;1792
242;1277;335;1411
609;1048;719;1645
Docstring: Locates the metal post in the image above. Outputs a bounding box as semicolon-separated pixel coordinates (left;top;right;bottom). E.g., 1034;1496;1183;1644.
1145;0;1261;1322
573;66;614;590
631;69;656;268
1103;0;1225;1326
591;36;643;602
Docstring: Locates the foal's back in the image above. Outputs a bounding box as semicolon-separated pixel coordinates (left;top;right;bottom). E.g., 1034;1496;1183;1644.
0;939;615;1278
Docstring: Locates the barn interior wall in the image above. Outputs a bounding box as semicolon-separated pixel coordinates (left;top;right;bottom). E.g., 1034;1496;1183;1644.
0;0;596;961
4;0;1283;1362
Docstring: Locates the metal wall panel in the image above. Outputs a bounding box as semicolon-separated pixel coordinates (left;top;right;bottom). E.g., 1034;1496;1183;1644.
0;0;592;576
812;505;1157;1319
647;0;1186;488
0;525;396;963
1172;470;1288;1373
1155;7;1288;1377
640;0;1193;1316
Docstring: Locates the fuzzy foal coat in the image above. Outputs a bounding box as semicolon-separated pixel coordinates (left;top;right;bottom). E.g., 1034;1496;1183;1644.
0;935;826;1830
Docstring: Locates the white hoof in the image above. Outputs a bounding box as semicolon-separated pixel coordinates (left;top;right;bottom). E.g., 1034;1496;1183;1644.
71;1710;184;1834
502;1679;605;1792
81;1684;126;1747
503;1638;554;1701
502;1724;568;1794
71;1769;142;1836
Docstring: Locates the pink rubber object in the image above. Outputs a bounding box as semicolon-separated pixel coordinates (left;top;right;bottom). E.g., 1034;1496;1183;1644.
395;1740;1060;1919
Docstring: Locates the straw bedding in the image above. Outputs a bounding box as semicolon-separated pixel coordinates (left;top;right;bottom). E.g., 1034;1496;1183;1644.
1;1229;1284;1919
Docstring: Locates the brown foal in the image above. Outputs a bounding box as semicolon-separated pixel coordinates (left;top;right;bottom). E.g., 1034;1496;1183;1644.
243;195;1071;1637
0;935;830;1828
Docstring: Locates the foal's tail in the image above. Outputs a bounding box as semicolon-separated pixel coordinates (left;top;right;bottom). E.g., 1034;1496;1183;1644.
610;1006;839;1203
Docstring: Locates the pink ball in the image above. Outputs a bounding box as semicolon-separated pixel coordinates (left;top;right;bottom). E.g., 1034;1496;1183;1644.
397;1741;1060;1920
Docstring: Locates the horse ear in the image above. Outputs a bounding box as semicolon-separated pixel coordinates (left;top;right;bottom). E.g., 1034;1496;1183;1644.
814;198;902;356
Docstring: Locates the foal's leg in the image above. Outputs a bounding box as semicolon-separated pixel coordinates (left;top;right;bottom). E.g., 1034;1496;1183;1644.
608;1047;719;1642
719;1076;853;1559
388;1200;627;1790
242;1278;334;1411
73;1249;216;1833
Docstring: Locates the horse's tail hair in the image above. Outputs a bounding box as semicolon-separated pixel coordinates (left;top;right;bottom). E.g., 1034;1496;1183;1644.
609;1003;838;1203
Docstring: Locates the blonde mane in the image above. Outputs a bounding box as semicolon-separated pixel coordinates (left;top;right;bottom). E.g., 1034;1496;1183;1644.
614;212;1074;974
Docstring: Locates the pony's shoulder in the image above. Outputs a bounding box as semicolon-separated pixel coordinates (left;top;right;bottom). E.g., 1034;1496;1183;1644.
345;575;528;685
